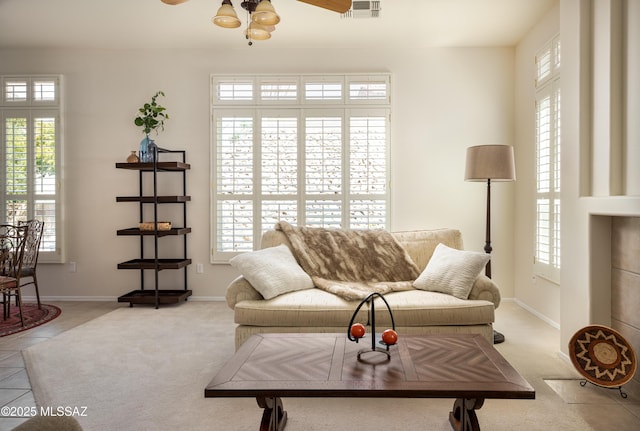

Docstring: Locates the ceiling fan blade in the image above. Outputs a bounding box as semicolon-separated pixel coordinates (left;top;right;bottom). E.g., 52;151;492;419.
297;0;352;14
161;0;190;5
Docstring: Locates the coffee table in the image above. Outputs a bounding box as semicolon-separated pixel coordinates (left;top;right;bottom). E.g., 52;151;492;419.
205;333;535;431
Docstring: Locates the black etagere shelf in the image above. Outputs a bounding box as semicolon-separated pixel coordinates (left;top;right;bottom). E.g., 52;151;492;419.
115;145;192;308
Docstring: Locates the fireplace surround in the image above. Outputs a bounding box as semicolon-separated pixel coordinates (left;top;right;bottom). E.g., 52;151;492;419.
590;215;640;393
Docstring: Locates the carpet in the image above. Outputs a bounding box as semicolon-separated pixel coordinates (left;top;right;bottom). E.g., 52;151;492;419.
22;302;602;431
0;303;61;337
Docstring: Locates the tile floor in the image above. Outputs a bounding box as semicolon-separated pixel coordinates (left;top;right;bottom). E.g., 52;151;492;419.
0;301;638;431
544;378;640;430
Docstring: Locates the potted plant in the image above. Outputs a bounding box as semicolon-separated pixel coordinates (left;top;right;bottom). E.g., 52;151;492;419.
134;91;169;162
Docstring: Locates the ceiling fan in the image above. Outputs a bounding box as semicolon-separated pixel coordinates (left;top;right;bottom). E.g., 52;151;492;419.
160;0;352;14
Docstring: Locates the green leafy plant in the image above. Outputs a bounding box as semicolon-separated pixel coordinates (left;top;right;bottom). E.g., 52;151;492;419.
134;91;169;135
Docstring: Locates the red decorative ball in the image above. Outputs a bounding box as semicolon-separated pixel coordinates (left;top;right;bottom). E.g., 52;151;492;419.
350;323;366;339
381;329;398;345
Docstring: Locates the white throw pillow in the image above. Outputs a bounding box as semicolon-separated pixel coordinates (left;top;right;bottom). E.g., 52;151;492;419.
412;243;490;299
229;244;314;300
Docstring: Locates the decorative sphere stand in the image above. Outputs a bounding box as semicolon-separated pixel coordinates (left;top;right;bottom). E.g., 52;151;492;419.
347;292;397;363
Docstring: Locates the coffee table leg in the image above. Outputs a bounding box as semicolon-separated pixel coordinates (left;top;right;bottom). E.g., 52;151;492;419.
257;396;288;431
448;398;484;431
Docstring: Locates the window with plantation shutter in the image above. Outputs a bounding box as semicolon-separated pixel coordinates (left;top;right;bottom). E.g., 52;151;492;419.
534;36;560;283
1;75;63;263
211;74;391;262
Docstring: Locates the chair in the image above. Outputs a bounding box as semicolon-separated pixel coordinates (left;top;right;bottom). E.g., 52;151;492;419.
0;224;28;326
17;219;44;309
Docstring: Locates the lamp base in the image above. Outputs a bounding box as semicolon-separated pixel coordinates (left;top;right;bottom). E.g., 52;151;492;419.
493;330;505;344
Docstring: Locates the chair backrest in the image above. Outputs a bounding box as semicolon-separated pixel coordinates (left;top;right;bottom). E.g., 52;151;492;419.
18;219;44;270
0;224;28;279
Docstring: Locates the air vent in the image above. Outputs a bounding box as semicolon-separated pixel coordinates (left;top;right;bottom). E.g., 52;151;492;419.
341;0;381;19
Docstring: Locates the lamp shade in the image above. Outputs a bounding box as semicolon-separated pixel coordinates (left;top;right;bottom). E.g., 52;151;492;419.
465;144;516;182
212;3;241;28
245;22;271;40
253;0;280;25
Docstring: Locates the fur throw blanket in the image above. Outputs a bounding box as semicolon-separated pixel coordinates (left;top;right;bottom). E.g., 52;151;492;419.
275;221;420;300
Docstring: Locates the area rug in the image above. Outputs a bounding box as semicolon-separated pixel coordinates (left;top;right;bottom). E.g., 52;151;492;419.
0;303;61;337
23;302;599;431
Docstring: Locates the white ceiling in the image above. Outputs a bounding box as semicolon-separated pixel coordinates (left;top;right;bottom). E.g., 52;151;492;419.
0;0;556;49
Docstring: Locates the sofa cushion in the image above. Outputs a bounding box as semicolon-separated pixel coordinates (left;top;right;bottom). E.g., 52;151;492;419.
392;229;464;271
413;243;490;299
229;244;314;299
233;288;494;327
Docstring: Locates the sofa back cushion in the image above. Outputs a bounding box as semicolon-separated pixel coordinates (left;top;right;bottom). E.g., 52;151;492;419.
391;229;464;271
260;228;463;273
261;229;293;250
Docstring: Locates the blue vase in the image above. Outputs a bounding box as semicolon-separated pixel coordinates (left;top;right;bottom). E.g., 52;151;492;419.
139;135;154;162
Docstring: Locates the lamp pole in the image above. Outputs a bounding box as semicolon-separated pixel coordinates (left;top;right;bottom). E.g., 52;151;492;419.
484;178;492;278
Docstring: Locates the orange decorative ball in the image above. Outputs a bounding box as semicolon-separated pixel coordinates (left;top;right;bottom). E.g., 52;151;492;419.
381;329;398;345
350;323;366;339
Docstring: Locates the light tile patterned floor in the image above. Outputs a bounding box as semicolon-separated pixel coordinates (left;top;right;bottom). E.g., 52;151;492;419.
545;378;640;429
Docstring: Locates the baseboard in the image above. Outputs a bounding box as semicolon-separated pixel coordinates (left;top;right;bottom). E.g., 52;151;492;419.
557;350;571;364
20;295;226;302
184;296;226;302
24;295;116;302
513;298;560;329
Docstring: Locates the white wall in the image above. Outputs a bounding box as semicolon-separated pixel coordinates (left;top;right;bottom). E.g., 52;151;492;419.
514;3;561;324
0;45;516;301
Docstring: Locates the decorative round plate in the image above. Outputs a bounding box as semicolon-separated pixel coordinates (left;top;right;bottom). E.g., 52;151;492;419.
568;325;637;388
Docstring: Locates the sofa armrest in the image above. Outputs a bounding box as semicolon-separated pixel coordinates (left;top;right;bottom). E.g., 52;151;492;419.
225;276;263;309
468;274;501;309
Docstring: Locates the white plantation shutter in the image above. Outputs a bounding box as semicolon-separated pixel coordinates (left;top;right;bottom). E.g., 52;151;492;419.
4;81;28;102
217;200;253;252
304;82;343;101
1;75;62;262
305;115;342;195
261;115;298;194
259;78;298;103
216;80;253;102
211;74;391;262
349;114;387;194
33;81;56;102
349;112;387;228
305;199;342;228
214;112;254;252
348;75;390;104
261;200;297;230
534;37;561;282
216;114;253;195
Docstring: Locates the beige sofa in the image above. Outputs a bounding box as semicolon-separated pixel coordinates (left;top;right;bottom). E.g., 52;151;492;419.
226;228;501;349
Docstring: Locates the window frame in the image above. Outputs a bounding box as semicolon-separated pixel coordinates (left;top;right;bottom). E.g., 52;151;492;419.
210;74;391;263
534;36;561;283
1;75;64;263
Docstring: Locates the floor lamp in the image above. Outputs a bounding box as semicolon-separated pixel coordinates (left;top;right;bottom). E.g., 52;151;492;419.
465;144;516;344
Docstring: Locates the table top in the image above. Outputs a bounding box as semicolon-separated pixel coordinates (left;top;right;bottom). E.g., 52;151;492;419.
205;333;535;400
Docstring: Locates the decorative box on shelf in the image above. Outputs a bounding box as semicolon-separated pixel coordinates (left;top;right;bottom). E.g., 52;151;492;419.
139;221;171;231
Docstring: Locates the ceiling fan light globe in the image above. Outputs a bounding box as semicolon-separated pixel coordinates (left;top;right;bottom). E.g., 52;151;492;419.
245;23;271;40
212;4;242;28
252;12;280;26
252;1;280;26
